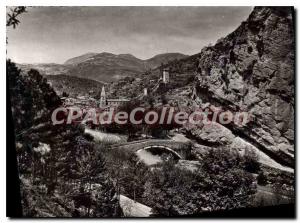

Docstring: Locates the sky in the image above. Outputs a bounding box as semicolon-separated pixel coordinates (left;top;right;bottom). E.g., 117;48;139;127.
7;6;252;64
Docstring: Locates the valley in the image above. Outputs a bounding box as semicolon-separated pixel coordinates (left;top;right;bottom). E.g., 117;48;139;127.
8;6;295;217
79;6;295;215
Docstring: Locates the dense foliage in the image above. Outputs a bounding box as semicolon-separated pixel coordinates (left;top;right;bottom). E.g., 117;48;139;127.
102;147;257;216
8;60;121;217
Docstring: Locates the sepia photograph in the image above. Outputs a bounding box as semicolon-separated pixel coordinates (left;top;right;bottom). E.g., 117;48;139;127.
6;4;295;218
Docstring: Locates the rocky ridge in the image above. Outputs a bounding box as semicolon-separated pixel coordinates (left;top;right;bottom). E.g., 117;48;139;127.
120;7;295;169
192;6;294;167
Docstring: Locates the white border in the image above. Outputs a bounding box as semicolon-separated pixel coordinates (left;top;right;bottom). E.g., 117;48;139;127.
2;0;299;6
1;0;299;222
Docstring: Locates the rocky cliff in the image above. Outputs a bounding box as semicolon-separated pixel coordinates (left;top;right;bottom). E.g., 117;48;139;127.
131;7;295;168
191;7;294;166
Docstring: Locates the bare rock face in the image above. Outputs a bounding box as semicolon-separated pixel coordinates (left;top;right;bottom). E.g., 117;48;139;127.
189;122;235;146
194;7;294;166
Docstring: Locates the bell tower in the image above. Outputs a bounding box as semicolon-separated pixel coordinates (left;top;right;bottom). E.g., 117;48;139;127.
144;88;148;96
100;86;106;108
162;68;169;83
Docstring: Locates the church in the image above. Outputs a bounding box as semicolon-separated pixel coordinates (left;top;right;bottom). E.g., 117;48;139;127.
99;67;170;109
99;86;130;109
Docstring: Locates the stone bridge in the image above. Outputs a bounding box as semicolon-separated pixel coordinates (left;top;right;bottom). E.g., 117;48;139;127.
110;139;191;159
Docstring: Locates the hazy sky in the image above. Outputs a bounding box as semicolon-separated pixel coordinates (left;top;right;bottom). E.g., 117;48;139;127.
7;6;252;64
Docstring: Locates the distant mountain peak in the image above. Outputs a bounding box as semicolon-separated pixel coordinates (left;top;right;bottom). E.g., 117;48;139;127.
24;52;189;83
147;52;188;59
62;52;188;82
97;52;115;56
64;52;98;65
118;53;139;59
145;52;188;68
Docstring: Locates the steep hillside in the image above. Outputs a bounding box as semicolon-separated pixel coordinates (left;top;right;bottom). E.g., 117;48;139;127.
46;74;104;97
114;7;295;168
64;52;98;65
65;52;147;82
194;6;294;165
7;60;120;217
148;7;294;166
145;53;187;68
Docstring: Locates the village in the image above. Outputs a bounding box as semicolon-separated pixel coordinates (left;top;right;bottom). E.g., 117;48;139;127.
6;6;295;218
60;68;171;111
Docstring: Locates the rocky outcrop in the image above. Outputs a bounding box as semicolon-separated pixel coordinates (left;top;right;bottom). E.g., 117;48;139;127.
193;7;294;166
187;121;293;173
189;122;235;146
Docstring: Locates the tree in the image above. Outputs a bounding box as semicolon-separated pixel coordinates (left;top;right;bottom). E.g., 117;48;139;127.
145;95;155;108
67;137;119;217
257;172;268;186
7;6;121;217
243;149;260;173
6;9;27;215
161;94;168;105
62;91;69;97
144;149;257;216
8;60;120;217
7;6;27;28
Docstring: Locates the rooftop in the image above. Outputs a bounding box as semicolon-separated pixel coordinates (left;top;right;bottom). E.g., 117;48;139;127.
107;98;130;102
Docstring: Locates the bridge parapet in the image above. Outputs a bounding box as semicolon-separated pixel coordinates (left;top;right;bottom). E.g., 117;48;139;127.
110;139;191;159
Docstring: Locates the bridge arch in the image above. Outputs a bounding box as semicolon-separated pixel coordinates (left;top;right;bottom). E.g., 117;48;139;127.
140;145;183;159
110;139;190;159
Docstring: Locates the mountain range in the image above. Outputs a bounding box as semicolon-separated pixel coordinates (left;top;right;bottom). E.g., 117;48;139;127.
18;52;187;83
16;7;295;168
9;6;295;216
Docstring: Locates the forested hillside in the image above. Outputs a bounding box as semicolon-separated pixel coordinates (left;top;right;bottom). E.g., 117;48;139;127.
7;60;121;217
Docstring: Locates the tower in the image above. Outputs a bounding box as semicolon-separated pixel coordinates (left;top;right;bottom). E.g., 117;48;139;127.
162;68;169;84
100;86;106;108
144;88;148;96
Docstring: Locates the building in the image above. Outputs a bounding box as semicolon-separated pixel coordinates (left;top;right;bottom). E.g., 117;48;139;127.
100;86;107;108
106;98;130;107
100;86;130;108
144;88;148;96
162;68;170;83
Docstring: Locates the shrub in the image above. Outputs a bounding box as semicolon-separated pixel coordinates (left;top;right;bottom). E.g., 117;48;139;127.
257;172;268;186
243;150;261;173
62;91;69;97
144;149;257;216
